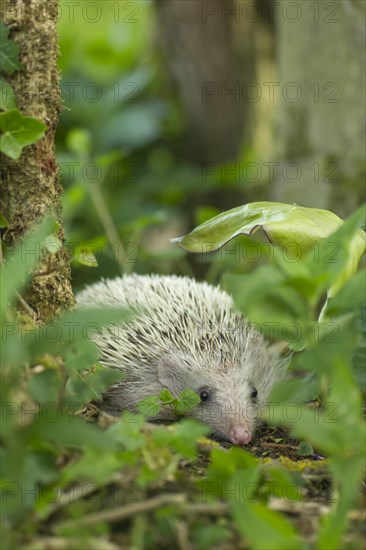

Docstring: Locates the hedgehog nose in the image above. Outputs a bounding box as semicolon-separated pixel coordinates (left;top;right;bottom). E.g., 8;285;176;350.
229;426;252;446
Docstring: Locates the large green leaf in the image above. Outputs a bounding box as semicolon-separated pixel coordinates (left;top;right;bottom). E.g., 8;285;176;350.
173;202;340;252
0;22;23;75
0;109;47;159
174;202;365;295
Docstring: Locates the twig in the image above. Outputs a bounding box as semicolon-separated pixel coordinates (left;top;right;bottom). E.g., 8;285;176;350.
54;494;229;532
176;520;192;550
56;493;186;530
45;472;136;516
16;292;38;319
87;178;130;275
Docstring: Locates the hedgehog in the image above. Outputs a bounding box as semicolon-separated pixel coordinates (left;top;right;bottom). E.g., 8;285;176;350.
77;274;279;446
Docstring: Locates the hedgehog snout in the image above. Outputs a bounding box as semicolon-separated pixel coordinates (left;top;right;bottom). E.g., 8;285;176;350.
229;425;252;446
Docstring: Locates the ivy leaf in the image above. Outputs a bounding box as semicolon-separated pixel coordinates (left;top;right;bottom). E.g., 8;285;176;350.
0;109;47;159
0;22;23;75
0;76;17;111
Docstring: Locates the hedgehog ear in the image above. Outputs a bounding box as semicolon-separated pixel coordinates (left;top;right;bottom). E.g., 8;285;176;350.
157;355;186;397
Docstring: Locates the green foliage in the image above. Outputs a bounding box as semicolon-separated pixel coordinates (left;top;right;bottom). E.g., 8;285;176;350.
0;109;47;159
0;23;47;160
2;3;365;543
175;202;366;296
136;389;201;419
2;201;365;548
218;205;365;348
56;1;251;287
176;203;365;547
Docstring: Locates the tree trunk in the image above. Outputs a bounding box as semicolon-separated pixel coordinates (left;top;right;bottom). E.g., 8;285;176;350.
155;0;256;163
0;0;74;321
273;0;365;217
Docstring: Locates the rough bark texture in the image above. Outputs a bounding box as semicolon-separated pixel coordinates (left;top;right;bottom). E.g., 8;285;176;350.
155;0;256;163
0;0;74;321
273;0;365;216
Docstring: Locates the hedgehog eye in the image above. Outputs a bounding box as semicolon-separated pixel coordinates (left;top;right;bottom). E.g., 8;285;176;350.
199;389;210;402
250;388;258;399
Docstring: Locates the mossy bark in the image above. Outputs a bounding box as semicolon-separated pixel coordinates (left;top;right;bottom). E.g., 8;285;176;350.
0;0;74;322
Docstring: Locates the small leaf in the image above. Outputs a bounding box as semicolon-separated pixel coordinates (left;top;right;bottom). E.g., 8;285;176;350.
174;388;200;414
297;441;314;456
159;389;175;404
136;395;161;417
0;109;47;159
73;249;98;267
0;76;17;111
0;22;23;75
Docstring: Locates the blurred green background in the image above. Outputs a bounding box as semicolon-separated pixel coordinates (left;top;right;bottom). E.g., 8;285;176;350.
56;0;365;290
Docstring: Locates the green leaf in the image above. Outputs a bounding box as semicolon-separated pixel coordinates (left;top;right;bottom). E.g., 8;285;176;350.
73;248;98;267
0;76;17;111
63;445;123;485
136;395;161;417
231;500;304;550
297;441;314;456
302;204;365;296
173;419;210;458
174;388;200;414
205;447;257;486
326;269;366;316
0;109;47;159
0;22;23;75
27;306;134;357
191;523;230;550
173;202;345;253
317;455;365;549
28;369;61;405
0;217;55;319
159;389;175;404
267;357;364;456
174;202;365;295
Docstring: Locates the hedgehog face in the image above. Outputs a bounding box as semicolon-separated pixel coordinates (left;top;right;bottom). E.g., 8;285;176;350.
157;347;276;446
